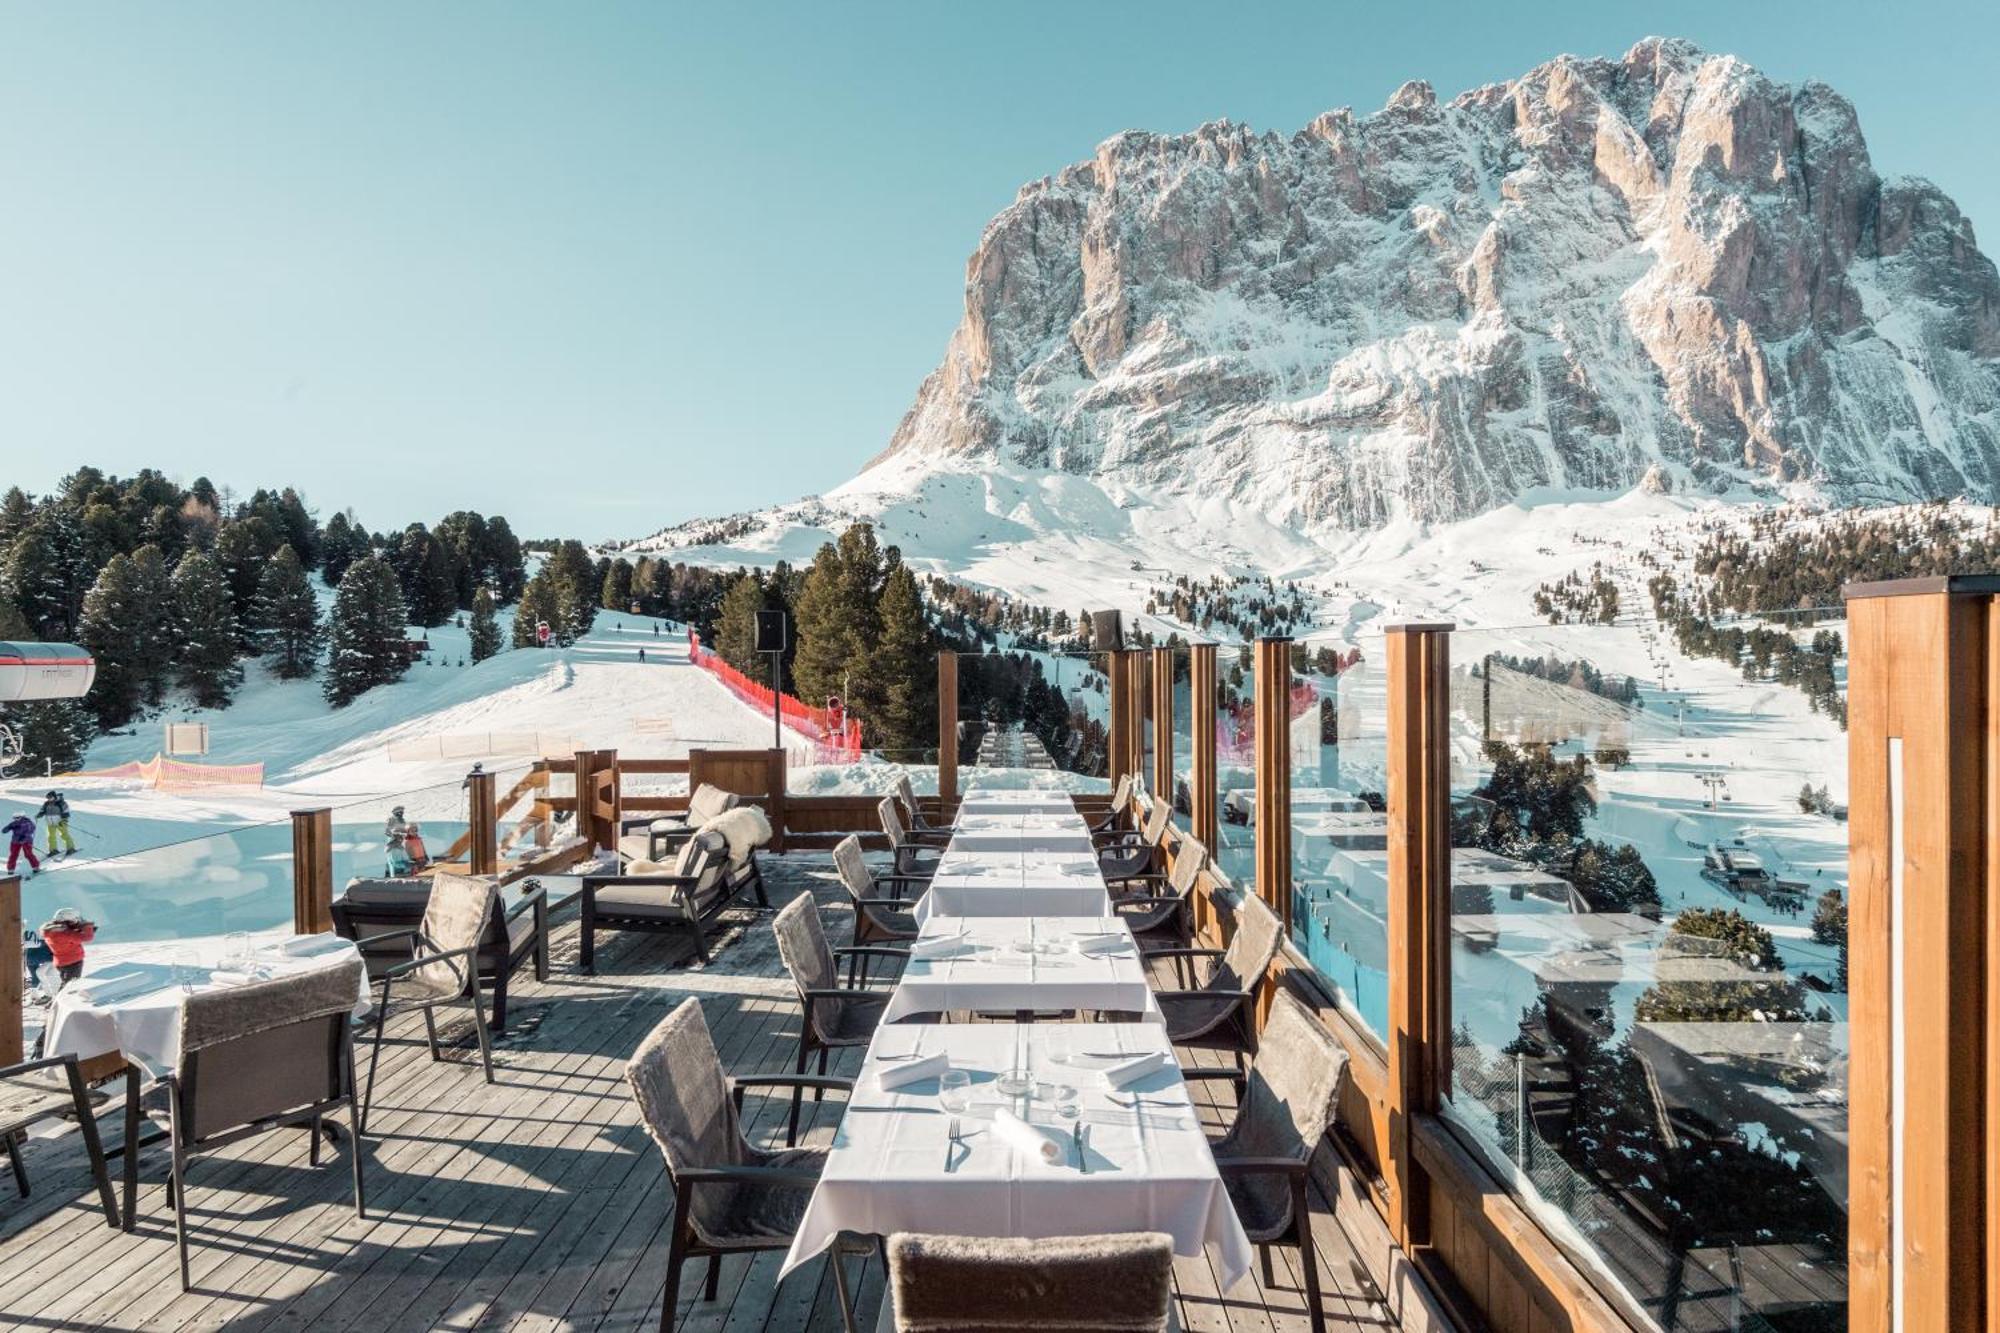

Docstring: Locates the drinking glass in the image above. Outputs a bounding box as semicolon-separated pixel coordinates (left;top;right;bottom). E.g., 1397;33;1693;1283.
1053;1083;1080;1121
223;932;252;970
166;947;198;992
940;1069;972;1114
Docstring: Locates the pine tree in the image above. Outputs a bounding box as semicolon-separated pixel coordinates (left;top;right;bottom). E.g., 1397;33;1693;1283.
214;516;280;644
468;586;503;662
2;699;95;775
325;555;409;707
545;540;599;639
78;551;165;726
512;567;558;647
170;550;242;708
3;509;90;637
484;516;527;602
872;562;934;751
602;558;635;614
252;543;325;679
715;572;764;674
321;512;362;587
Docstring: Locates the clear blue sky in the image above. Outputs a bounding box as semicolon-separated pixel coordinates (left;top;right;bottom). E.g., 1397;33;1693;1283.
2;2;1994;542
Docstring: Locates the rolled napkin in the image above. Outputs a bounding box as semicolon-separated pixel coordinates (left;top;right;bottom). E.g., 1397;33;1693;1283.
991;1107;1065;1165
1100;1050;1175;1090
207;969;254;987
1075;933;1132;958
878;1051;949;1091
908;932;968;960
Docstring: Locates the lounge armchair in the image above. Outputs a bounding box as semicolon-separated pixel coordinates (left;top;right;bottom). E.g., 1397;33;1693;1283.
1193;989;1349;1333
625;997;859;1330
1146;893;1284;1081
772;895;904;1144
616;782;739;864
359;876;497;1133
1;1054;119;1228
141;961;367;1288
332;874;549;1032
877;798;947;876
579;828;747;969
884;1231;1174;1333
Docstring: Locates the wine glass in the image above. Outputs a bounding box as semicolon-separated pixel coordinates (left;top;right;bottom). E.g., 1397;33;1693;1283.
1053;1083;1080;1122
939;1069;972;1114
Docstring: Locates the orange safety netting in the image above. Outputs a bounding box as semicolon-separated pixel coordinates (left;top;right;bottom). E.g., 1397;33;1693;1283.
58;752;266;789
687;633;863;762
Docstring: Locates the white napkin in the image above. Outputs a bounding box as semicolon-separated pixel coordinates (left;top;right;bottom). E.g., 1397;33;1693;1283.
878;1052;949;1091
1101;1050;1175;1089
991;1107;1064;1164
208;970;256;987
63;971;157;1005
271;933;345;957
1075;934;1132;958
908;931;967;960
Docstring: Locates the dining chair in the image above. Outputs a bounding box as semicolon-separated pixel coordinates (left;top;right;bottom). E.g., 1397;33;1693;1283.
625;997;858;1332
1145;893;1284;1081
1114;835;1207;980
1086;774;1139;837
358;873;497;1133
0;1053;119;1228
877;798;948;876
884;1230;1175;1332
831;834;921;975
146;960;367;1289
771;894;905;1144
1097;798;1174;893
1189;989;1349;1333
893;774;956;837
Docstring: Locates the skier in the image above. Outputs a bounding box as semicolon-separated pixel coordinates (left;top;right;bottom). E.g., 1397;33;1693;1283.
652;622;660;636
638;647;647;664
385;828;414;876
39;908;94;988
384;804;410;842
22;928;52;999
4;812;39;875
37;790;76;858
403;820;432;871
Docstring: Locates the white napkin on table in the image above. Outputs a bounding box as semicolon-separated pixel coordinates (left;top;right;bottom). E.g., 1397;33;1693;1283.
271;933;346;957
1101;1050;1175;1090
878;1052;949;1091
991;1107;1064;1164
63;970;158;1005
1075;934;1131;958
908;932;967;960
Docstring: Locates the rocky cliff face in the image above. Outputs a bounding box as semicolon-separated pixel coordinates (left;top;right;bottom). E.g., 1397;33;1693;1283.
870;38;2000;528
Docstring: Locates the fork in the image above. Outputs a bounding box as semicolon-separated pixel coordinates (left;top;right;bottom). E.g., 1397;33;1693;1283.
946;1117;961;1172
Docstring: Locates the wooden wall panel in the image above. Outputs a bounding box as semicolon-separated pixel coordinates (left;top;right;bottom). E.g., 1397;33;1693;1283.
937;651;958;805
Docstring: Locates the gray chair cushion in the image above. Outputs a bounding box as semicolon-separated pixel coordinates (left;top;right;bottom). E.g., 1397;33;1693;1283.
180;960;364;1056
340;877;434;907
886;1231;1174;1332
592;883;688;920
1164;894;1283;1043
1211;989;1347;1239
409;875;495;1000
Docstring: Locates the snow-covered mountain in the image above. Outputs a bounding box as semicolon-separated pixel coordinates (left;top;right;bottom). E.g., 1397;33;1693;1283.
638;37;1999;569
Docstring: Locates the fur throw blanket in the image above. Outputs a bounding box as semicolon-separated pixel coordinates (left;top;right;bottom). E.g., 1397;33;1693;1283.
703;805;772;866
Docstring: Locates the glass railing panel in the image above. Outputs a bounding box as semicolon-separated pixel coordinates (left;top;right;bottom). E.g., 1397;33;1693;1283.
787;749;941;796
1169;647;1195;831
1443;617;1848;1328
1215;643;1256;891
957;648;1109;792
1289;634;1389;1040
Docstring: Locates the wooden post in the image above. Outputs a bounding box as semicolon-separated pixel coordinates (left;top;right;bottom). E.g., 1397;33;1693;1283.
572;748;595;849
1151;645;1175;805
1126;650;1146;789
766;747;789;854
1844;577;1996;1333
1190;643;1219;852
290;808;334;935
0;876;20;1067
467;768;498;877
1107;650;1130;789
938;651;958;805
1383;623;1452;1251
1252;637;1293;921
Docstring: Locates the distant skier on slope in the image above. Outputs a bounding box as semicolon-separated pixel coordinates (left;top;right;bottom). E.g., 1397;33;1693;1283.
38;790;76;858
5;813;41;875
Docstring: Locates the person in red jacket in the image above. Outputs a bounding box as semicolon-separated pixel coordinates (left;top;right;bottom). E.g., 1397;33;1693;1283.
40;907;94;987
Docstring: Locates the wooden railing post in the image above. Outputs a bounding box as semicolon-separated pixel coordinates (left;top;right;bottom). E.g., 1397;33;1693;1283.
938;651;958;804
1151;645;1174;801
290;808;334;934
1190;643;1218;851
1384;623;1452;1251
467;768;498;877
1252;637;1293;922
1844;577;1996;1333
0;876;20;1067
1107;650;1130;789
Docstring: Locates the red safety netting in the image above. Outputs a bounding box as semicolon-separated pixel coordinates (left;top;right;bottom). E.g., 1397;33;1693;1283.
58;753;266;789
1218;680;1322;765
687;633;863;762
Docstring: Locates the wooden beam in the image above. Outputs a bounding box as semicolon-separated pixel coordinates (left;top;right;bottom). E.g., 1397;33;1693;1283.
1252;637;1293;922
1151;645;1175;802
1384;623;1452;1251
290;808;334;935
1844;586;1989;1333
1190;643;1218;852
938;651;958;805
467;768;498;877
0;876;19;1067
1127;649;1146;789
1107;650;1130;789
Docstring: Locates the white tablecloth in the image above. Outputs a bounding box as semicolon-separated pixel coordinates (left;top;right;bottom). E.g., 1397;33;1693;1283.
44;933;369;1073
959;792;1077;815
882;918;1160;1023
915;853;1111;922
783;1022;1252;1287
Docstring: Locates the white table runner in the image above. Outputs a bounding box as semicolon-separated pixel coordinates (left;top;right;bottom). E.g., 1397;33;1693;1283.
783;1022;1252;1288
883;917;1160;1023
44;933;369;1072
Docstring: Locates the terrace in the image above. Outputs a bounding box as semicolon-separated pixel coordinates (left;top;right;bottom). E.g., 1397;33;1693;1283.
0;576;1984;1333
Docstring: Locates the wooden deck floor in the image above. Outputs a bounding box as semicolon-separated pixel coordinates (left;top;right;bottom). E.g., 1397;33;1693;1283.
0;856;1396;1332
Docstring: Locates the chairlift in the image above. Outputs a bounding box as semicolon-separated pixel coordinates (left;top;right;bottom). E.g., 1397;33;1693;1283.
0;642;96;776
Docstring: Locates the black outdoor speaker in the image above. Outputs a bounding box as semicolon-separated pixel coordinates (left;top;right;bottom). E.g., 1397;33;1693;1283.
755;609;789;654
1089;610;1124;652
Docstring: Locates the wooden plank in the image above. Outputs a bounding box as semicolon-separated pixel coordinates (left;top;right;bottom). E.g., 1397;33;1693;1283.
0;876;18;1067
290;807;334;934
1190;643;1219;852
937;650;958;806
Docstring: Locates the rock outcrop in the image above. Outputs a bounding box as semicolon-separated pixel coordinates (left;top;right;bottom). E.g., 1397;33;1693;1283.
869;38;2000;528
